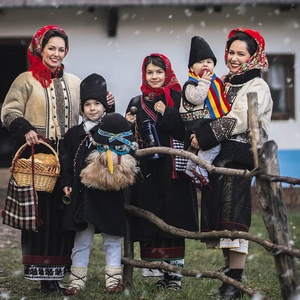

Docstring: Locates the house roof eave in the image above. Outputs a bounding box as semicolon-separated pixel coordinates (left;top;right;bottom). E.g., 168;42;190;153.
1;0;300;9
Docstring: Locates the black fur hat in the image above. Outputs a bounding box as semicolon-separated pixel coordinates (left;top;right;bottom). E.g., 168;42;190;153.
80;73;108;112
93;113;135;146
188;36;217;68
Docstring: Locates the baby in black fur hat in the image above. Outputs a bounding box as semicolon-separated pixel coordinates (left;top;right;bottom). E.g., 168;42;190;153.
60;74;138;295
180;36;231;189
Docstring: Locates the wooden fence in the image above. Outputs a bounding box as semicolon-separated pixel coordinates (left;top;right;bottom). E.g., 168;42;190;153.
121;93;300;299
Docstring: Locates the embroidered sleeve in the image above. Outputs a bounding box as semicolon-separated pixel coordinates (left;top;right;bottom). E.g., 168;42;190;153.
7;117;36;146
225;78;273;137
195;78;273;151
210;117;237;142
1;73;29;128
194;116;237;151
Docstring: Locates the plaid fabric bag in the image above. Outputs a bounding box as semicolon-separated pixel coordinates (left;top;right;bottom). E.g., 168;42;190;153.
1;176;39;231
1;144;42;231
172;139;188;172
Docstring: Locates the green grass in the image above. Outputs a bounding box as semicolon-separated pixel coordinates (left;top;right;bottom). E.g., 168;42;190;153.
1;212;300;300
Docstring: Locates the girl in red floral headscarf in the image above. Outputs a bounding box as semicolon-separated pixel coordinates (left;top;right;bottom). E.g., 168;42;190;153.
1;25;82;294
192;28;273;298
140;52;181;107
125;53;199;290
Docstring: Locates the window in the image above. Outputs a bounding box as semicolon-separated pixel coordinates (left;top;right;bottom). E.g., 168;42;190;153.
262;54;295;120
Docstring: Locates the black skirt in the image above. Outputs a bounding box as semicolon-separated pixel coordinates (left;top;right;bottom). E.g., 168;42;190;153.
22;180;75;280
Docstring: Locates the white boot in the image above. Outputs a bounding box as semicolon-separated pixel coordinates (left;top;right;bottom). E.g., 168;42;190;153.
64;266;88;295
105;265;123;293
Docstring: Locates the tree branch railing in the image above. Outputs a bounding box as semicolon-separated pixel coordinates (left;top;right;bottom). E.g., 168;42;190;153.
123;145;300;299
134;147;300;186
122;92;300;299
124;204;300;258
121;257;268;299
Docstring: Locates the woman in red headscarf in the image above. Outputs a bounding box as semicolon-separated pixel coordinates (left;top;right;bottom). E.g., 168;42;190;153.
125;53;199;290
1;25;82;294
192;29;273;298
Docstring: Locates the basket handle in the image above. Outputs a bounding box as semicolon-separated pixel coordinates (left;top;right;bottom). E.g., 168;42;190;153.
11;144;36;191
11;144;35;174
30;146;35;189
11;140;59;172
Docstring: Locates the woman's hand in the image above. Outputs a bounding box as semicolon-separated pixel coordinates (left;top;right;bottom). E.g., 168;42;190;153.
125;111;136;124
190;133;200;149
154;101;166;115
25;130;40;146
107;91;115;107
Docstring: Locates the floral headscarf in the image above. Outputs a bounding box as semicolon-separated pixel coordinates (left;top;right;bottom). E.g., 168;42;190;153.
225;28;268;78
140;53;181;107
28;25;69;88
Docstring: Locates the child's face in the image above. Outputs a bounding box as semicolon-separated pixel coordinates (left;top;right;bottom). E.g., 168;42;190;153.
83;99;105;122
190;58;214;76
145;63;166;89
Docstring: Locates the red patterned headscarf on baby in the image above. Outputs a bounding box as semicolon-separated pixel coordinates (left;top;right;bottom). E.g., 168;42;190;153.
225;28;268;77
140;53;181;107
28;25;69;88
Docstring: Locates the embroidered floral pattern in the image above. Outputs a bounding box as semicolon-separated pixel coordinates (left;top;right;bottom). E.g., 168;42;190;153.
180;107;211;122
24;264;66;280
224;28;268;80
226;85;241;106
210;117;237;142
2;113;19;128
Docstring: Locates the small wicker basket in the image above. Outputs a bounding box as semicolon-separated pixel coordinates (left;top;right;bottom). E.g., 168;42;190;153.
11;141;60;193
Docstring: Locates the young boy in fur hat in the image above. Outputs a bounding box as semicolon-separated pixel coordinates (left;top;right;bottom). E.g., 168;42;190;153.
180;36;231;189
59;73;138;295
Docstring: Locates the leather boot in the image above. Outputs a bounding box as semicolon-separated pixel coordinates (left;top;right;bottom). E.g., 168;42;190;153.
40;280;61;293
105;265;123;293
64;266;88;296
221;284;244;299
165;273;182;291
218;266;230;294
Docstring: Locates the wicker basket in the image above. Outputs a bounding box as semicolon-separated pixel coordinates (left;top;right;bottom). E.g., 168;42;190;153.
11;141;60;193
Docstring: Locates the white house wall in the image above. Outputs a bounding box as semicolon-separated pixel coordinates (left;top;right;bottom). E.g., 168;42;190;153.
0;5;299;177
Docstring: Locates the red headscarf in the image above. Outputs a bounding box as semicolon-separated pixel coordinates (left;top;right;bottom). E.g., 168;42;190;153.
225;28;268;77
140;53;181;107
28;25;69;88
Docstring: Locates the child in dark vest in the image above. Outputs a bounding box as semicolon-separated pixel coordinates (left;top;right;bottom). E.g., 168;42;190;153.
180;36;230;189
59;73;138;295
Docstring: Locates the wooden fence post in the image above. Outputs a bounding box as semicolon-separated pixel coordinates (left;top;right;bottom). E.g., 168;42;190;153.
123;187;134;286
256;140;300;299
247;92;260;168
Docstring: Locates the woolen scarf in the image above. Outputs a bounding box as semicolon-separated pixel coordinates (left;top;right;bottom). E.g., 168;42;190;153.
28;25;69;88
140;53;181;108
188;70;230;119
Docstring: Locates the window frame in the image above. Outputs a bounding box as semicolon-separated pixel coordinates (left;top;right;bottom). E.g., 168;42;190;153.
262;53;295;120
